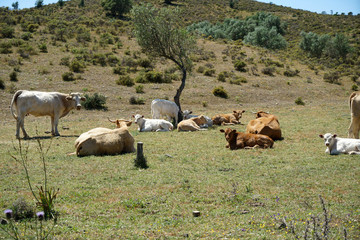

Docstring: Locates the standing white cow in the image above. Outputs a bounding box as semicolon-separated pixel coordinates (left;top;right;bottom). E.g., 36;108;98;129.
10;90;85;139
151;99;179;126
348;91;360;138
319;133;360;155
133;114;173;132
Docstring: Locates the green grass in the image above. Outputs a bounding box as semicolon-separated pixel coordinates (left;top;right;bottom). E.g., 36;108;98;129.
0;104;359;239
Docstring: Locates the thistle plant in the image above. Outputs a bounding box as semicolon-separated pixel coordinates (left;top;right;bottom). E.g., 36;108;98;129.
9;137;59;219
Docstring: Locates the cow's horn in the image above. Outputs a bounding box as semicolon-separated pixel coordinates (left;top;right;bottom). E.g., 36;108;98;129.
107;117;116;123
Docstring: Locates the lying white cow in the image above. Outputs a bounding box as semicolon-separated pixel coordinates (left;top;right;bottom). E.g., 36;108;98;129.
10;90;85;139
182;110;213;128
151;99;179;126
319;133;360;155
133;114;173;132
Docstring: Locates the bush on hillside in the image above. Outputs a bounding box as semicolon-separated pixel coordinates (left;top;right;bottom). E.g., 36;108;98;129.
323;71;341;85
0;79;5;89
82;93;108;110
116;75;134;86
212;86;228;99
234;60;247;72
129;96;145;105
62;72;75;81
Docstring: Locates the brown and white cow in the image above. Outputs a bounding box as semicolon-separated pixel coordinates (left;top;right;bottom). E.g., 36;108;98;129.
348;91;360;138
75;119;135;157
220;128;274;150
177;115;208;131
10;90;85;139
212;110;245;125
246;111;282;140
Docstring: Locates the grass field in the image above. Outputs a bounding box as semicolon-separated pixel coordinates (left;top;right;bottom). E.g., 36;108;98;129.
1;100;359;239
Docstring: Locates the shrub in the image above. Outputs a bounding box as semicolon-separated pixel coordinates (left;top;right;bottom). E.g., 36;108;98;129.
284;69;299;77
230;76;247;85
217;72;226;82
82;93;108;110
136;71;170;84
101;0;132;18
38;43;47;53
129;96;145;105
204;68;215;76
212;86;228;99
135;85;144;93
0;79;5;89
69;59;85;73
352;84;358;91
197;66;205;73
0;41;12;54
0;24;15;38
113;66;127;75
244;26;287;50
137;58;153;69
62;72;75;81
295;97;305;106
116;75;134;87
10;71;18;82
21;32;32;41
11;198;34;221
324;71;341;85
60;56;70;66
262;67;275;76
164;73;179;82
234;60;247;72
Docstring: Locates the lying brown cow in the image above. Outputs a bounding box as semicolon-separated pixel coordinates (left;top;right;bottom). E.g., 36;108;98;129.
212;110;245;125
220;128;274;150
246;111;282;140
177;115;207;131
74;119;135;157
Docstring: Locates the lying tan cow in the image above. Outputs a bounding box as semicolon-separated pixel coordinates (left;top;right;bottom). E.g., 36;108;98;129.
212;110;245;125
220;128;274;150
246;111;282;140
177;115;207;131
74;119;135;157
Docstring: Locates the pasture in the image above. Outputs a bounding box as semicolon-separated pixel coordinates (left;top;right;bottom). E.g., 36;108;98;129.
1;99;359;239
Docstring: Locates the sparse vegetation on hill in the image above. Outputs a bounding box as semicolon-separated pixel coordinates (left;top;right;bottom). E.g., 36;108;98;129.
0;0;360;239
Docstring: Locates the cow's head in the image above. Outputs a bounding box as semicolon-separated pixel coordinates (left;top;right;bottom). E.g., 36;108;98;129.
319;133;337;147
255;111;271;119
182;110;192;119
220;128;237;142
233;110;245;120
108;117;132;128
132;114;144;124
66;92;86;110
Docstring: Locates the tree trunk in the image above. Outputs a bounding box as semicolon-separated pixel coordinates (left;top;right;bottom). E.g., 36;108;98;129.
174;67;186;122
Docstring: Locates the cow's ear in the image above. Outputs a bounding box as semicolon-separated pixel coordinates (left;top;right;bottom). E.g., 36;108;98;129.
189;111;192;114
81;97;86;101
333;134;337;138
231;129;236;133
319;134;324;138
242;110;245;113
233;110;237;113
66;95;72;100
132;115;135;118
220;129;225;132
142;115;144;118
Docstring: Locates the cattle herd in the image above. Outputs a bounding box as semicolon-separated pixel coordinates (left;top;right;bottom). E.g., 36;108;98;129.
9;90;360;156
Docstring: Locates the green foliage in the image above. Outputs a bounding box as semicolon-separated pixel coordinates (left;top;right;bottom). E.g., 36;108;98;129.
11;198;34;221
300;32;351;59
324;71;341;85
137;58;153;69
135;71;170;84
0;24;15;38
129;96;145;105
21;32;32;41
284;69;299;77
82;93;108;110
261;67;275;76
0;41;12;54
212;86;228;99
12;1;19;10
135;84;144;93
116;75;134;86
351;84;358;91
35;0;44;8
38;43;48;53
101;0;132;18
217;72;226;82
58;0;65;7
230;76;247;85
204;68;215;76
69;59;85;73
27;24;39;33
60;56;70;66
78;0;85;7
188;12;287;50
295;97;305;105
10;71;18;82
234;60;247;72
37;186;59;219
62;72;75;82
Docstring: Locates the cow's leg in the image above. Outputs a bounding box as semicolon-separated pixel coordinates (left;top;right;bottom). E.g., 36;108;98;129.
53;115;60;136
17;114;29;139
349;116;360;138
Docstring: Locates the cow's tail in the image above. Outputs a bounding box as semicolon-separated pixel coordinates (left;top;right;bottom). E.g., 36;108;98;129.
349;92;357;109
10;90;23;120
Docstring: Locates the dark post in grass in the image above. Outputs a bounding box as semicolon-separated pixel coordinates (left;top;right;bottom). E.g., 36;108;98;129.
135;142;148;169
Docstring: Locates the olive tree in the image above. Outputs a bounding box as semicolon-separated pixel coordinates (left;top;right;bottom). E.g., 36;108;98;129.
131;4;196;121
101;0;132;18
